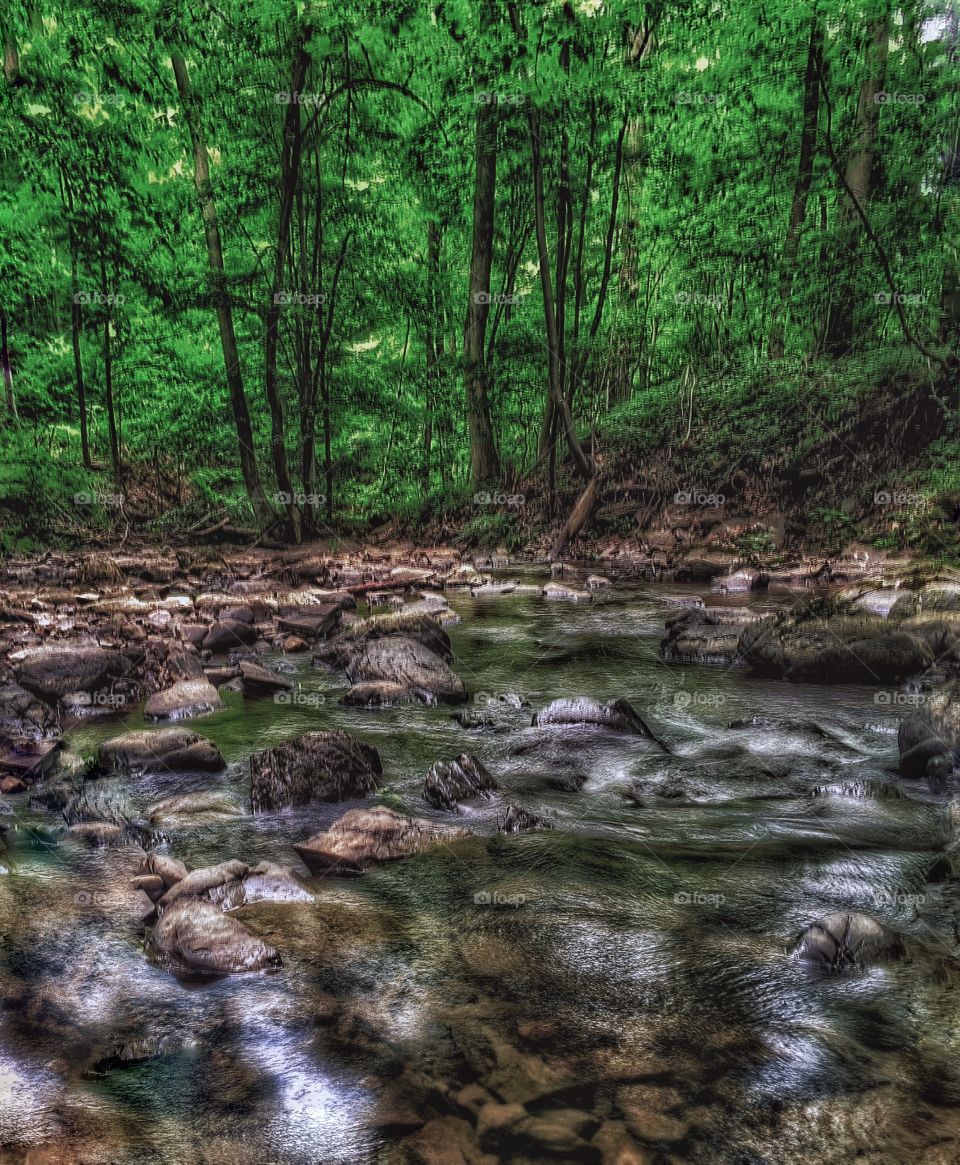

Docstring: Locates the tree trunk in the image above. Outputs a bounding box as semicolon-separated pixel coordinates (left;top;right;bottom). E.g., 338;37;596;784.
170;51;271;525
769;16;822;359
823;6;889;356
3;27;19;85
463;0;502;486
98;253;120;480
1;308;18;423
264;37;310;543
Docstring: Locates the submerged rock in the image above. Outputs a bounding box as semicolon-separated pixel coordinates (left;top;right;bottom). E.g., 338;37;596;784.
498;804;545;833
147;791;244;826
340;681;435;707
97;727;225;774
424;754;497;811
148;898;281;974
144;679;224;722
344;636;467;703
249;729;382;813
793;911;904;970
532;696;660;740
542;583;593;602
294;805;470;875
898;680;960;782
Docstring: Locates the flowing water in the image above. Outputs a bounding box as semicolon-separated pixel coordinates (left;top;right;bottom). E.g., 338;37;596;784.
2;578;960;1164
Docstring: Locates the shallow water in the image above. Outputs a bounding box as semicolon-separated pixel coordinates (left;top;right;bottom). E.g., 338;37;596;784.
2;580;960;1164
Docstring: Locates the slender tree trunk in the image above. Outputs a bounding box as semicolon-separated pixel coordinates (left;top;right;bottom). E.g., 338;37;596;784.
170;51;271;525
62;175;92;467
823;6;889;356
463;0;502;486
769;16;822;359
3;27;19;85
423;217;442;495
264;37;310;543
1;309;17;423
98;253;120;479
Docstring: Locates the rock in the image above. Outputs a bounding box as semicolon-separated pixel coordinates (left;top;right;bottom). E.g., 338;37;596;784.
321;612;453;663
587;575;611;589
249;729;382;813
793;911;904;970
144;679;224;722
899;680;960;780
165;652;207;682
14;644;126;701
498;804;544;833
472;581;517;596
153;858;308;911
97;727;225;773
0;776;26;794
616;1086;687;1144
660;609;748;666
0;684;57;740
277;605;342;640
532;697;659;739
147;791;244;826
543;583;593;602
236;861;314;907
294;805;471;875
148;898;281;973
424;754;497;811
739;610;934;683
711;568;768;594
132;873;165;902
64;821;136;848
344;636;466;703
0;739;61;782
340;681;435;707
202;619;258;653
889;581;960;620
239;660;293;697
140;852;188;889
476;1102;528;1145
281;635;309;653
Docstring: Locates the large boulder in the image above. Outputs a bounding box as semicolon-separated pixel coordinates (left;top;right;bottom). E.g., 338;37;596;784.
277;604;342;640
0;684;57;741
14;644;127;701
148;898;281;973
344;636;466;703
739;611;934;683
424;754;497;812
319;613;453;664
793;911;904;970
340;681;434;707
660;608;758;667
97;727;225;774
201;619;258;653
238;660;293;698
144;679;224;722
898;680;960;780
250;729;382;813
532;697;659;739
294;805;471;875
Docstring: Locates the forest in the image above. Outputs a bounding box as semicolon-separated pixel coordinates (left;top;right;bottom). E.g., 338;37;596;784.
3;4;960;1165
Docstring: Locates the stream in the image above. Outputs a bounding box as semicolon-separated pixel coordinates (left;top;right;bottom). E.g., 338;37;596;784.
2;574;959;1165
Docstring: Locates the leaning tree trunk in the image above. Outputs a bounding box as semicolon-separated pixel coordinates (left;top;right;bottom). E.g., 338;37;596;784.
769;16;822;359
0;308;17;423
170;51;271;526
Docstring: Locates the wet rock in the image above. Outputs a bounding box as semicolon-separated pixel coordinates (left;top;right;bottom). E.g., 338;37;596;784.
344;636;467;703
64;821;138;848
587;575;611;590
132;873;165;902
140;852;189;889
277;605;342;640
898;680;960;781
543;583;593;602
424;754;497;811
341;681;435;707
202;619;258;653
532;696;659;739
616;1085;687;1144
0;738;61;782
0;775;26;794
14;644;127;701
144;679;224;721
147;791;244;826
472;581;518;596
148;898;280;973
0;684;57;740
711;568;768;594
498;804;545;833
97;727;225;773
294;805;470;875
660;607;757;666
239;660;293;697
889;581;960;620
739;610;934;683
321;612;453;663
249;729;382;813
281;635;309;653
793;911;904;970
